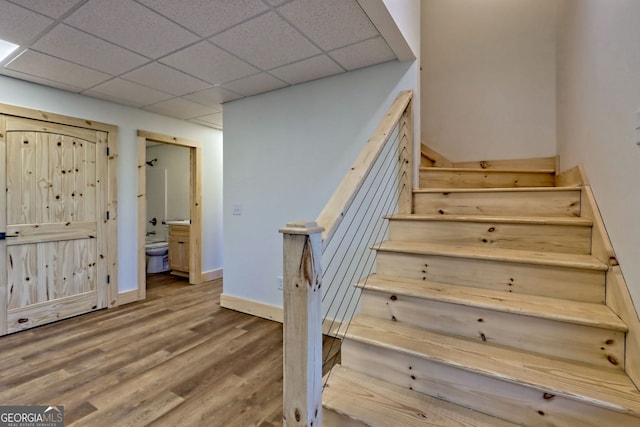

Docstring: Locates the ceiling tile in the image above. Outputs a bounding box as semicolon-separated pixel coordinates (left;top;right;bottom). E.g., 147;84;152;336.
264;0;291;6
11;0;84;18
83;91;146;108
221;73;288;96
211;11;320;70
278;0;378;51
6;50;111;89
330;37;396;71
138;0;268;37
0;68;85;92
64;0;199;58
84;78;173;107
184;86;242;108
190;112;223;128
160;41;257;85
32;24;148;75
270;54;343;85
0;1;53;45
143;97;219;120
122;62;211;96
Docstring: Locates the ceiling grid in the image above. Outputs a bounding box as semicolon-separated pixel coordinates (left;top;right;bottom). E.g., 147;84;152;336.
0;0;400;129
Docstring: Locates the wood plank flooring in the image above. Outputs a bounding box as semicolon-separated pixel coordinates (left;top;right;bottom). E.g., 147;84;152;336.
0;274;284;426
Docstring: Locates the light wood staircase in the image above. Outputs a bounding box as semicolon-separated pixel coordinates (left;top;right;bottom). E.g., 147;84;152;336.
322;150;640;426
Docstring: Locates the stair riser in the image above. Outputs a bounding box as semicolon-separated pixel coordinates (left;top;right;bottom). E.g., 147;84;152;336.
324;365;521;426
360;290;624;370
413;190;581;217
375;251;605;303
388;220;592;254
324;410;366;427
342;339;640;427
419;170;555;188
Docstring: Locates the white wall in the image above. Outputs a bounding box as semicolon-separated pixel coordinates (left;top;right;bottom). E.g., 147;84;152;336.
421;0;557;161
146;144;190;241
557;0;640;307
223;62;419;309
0;75;223;293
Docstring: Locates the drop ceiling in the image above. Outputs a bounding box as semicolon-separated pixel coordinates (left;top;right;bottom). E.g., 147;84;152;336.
0;0;410;130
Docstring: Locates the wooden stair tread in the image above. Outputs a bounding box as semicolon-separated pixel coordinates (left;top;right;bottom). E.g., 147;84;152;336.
386;213;592;226
356;274;627;332
323;365;520;427
419;167;556;174
346;315;640;416
414;186;579;194
373;240;608;271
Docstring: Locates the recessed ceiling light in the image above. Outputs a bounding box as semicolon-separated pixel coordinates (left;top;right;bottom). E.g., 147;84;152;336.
0;39;19;62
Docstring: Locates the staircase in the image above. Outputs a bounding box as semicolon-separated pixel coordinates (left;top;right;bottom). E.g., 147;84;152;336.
322;155;640;426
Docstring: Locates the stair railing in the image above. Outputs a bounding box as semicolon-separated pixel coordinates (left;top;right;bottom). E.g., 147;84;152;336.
280;90;413;426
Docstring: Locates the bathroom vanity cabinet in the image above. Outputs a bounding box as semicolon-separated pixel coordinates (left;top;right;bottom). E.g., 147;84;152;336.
168;224;190;276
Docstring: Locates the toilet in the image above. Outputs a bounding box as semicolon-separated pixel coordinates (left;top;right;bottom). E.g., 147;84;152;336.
146;241;169;273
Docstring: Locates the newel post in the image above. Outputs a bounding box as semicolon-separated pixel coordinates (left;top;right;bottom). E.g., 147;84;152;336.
280;221;324;427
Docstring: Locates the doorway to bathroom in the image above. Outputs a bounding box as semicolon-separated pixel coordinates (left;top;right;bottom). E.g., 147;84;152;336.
136;130;203;301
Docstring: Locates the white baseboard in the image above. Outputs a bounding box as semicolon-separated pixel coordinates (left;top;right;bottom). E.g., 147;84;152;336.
220;293;283;323
219;293;348;338
201;268;223;282
116;289;140;306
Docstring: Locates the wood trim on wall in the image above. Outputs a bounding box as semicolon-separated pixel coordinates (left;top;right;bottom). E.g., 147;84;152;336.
137;137;146;302
420;143;453;168
107;129;119;307
572;169;640;388
201;268;223;282
606;266;640;389
555;164;587;187
189;146;203;284
580;185;616;266
137;130;200;148
219;293;345;340
0;115;6;335
220;294;284;323
135;130;204;304
116;290;139;307
0;103;118;133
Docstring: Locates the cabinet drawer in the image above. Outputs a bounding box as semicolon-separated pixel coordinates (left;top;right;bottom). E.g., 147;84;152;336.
168;225;189;240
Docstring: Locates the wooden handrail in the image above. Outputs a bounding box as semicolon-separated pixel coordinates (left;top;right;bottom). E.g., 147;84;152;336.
315;90;413;248
281;90;414;425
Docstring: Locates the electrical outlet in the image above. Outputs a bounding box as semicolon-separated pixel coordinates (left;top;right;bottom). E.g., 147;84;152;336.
277;276;283;290
232;204;242;216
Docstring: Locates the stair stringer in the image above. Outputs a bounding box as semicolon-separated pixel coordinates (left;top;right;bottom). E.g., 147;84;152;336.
322;155;640;426
575;166;640;390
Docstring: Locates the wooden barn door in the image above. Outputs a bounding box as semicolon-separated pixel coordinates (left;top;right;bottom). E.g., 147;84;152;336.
1;116;109;334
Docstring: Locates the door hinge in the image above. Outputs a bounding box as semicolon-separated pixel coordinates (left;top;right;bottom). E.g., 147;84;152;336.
106;275;110;284
106;211;110;220
106;147;110;156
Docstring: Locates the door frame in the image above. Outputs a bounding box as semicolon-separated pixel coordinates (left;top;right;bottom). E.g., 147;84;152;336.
0;104;118;335
136;130;203;299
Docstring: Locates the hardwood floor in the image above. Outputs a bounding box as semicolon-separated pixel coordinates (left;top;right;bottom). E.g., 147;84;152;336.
0;274;283;426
